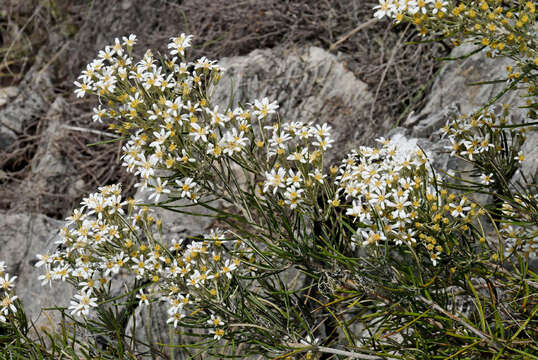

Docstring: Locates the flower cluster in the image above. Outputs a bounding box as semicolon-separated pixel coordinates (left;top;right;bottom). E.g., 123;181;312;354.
74;34;274;206
34;183;246;341
74;33;342;221
374;0;537;98
0;261;18;323
48;32;534;356
262;121;334;210
499;198;538;258
336;138;484;265
440;106;526;180
439;107;537;259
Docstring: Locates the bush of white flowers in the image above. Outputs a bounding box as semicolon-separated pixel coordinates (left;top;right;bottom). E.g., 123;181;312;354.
1;1;537;358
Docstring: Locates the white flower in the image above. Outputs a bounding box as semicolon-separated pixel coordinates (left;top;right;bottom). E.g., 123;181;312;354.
220;259;237;279
386;193;411;219
431;0;447;14
450;199;470;218
312;123;332;139
132;255;149;277
92;105;106;122
34;253;53;268
287;148;309;163
194;56;216;71
212;328;225;340
69;291;97;317
369;188;389;210
167;308;185;328
309;169;327;184
263;168;287;194
122;34;137;48
373;0;394;19
38;270;53;287
73;80;91;98
148;178;171;203
252;98;279;118
284;186;304;209
0;273;17;292
208;314;224;327
361;230;386;246
150;129;171;148
301;335;320;345
168;33;193;56
189;123;209;143
480;173;494;185
137;289;150;306
175;177;197;199
1;294;18;315
313;136;334;151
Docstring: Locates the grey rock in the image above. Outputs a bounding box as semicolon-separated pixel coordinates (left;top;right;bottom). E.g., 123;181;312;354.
0;86;19;107
212;46;376;164
135;189;216;242
388;127;488;206
0;212;72;328
29;97;70;176
12;97;73;215
406;44;528;138
400;43;536;202
0;58;53;151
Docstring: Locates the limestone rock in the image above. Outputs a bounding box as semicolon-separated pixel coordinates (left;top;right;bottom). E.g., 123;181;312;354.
11;97;74;215
0;86;19;107
135;189;216;242
401;43;537;194
406;44;527;138
0;59;53;151
0;212;72;327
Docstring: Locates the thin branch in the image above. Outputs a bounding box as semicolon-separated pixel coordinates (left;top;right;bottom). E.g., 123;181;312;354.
286;343;396;360
329;18;378;51
369;23;410;121
61;125;120;138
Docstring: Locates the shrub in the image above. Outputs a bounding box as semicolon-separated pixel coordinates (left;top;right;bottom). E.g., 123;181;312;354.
1;1;537;358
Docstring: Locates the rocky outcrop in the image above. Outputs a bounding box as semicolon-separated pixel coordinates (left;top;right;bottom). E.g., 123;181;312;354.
397;43;535;181
0;52;54;151
404;44;528;139
0;212;72;328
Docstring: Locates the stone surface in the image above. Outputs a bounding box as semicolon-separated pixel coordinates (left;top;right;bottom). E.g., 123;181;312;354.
0;57;53;151
135;189;217;242
0;212;71;327
401;43;537;191
406;44;528;139
0;86;19;107
9;96;75;215
212;46;376;164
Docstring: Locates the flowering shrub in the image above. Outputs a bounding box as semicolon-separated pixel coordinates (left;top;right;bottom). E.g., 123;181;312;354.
374;0;537;105
440;107;538;258
1;2;537;358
